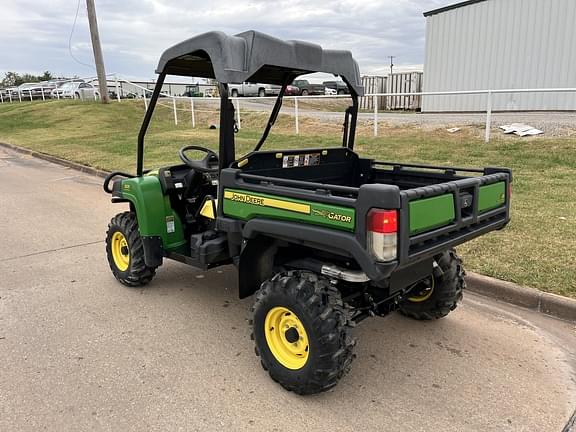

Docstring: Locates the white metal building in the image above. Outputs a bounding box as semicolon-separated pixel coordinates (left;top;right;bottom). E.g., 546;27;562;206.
422;0;576;112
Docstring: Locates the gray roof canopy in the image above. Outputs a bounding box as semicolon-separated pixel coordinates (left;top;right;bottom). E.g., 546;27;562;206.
156;30;364;95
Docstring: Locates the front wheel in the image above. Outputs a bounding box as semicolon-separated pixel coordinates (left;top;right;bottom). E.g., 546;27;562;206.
250;271;355;395
398;249;465;320
106;211;157;287
258;88;266;97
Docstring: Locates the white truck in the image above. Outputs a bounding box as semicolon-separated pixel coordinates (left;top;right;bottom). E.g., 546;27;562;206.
229;82;281;97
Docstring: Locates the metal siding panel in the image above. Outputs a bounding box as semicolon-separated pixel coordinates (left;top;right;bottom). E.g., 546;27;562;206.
424;15;439;110
423;0;576;111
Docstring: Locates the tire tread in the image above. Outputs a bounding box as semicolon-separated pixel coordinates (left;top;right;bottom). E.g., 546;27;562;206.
250;271;355;395
106;211;156;287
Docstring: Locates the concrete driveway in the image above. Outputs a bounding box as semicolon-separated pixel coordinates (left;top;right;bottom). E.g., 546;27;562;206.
0;147;575;431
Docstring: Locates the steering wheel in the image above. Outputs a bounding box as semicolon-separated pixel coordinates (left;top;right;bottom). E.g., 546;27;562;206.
178;145;219;173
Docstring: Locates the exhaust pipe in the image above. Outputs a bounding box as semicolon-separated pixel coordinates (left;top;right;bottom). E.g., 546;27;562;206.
320;264;370;283
285;259;370;283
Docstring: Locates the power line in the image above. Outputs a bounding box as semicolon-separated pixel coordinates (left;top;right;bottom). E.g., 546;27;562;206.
68;0;95;70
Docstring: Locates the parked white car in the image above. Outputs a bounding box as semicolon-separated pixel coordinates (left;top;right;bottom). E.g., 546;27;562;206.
51;81;100;99
16;82;47;99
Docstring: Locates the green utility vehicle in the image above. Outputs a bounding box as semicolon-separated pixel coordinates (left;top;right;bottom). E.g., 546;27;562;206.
104;31;512;395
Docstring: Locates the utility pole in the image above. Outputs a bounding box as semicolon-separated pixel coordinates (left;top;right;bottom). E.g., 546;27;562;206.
388;56;395;76
86;0;110;103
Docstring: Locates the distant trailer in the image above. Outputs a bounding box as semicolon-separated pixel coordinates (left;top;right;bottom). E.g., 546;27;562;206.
360;76;387;110
387;72;423;111
422;0;576;112
360;72;423;111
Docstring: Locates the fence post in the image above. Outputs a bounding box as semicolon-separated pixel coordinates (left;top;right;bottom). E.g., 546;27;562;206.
485;90;492;143
0;92;3;103
173;97;178;125
143;94;148;111
41;87;45;101
294;97;299;135
28;90;33;102
8;91;12;103
373;95;378;137
115;75;121;102
18;90;22;103
190;97;196;128
235;98;241;130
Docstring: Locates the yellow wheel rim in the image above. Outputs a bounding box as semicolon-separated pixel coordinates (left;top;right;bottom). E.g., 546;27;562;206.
264;306;309;370
111;231;130;272
408;276;435;303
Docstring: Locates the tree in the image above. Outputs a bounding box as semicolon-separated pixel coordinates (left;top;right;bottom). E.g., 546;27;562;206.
1;71;56;87
40;71;54;81
1;72;20;87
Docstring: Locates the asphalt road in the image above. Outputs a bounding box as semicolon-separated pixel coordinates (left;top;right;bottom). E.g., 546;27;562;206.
1;147;575;431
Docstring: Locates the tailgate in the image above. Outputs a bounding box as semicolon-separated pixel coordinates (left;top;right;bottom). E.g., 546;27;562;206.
397;170;511;263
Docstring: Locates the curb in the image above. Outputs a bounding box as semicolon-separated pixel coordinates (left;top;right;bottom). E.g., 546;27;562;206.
466;272;576;323
0;141;109;179
1;142;575;323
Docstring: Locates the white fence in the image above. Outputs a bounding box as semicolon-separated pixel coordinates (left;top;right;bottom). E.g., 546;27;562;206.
1;75;575;143
141;87;576;143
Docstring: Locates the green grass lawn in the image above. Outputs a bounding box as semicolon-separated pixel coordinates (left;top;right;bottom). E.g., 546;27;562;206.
0;100;574;297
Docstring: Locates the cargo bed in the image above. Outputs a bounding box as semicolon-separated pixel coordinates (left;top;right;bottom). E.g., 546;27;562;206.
219;147;511;281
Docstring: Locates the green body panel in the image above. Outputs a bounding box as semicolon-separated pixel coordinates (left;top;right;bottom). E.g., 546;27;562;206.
409;194;455;235
120;176;186;251
478;182;506;213
223;188;355;231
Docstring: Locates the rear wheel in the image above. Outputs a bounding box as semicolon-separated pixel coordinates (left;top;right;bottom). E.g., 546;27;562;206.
231;89;239;98
106;211;157;287
337;89;345;95
250;271;355;395
258;88;266;97
399;249;465;320
301;89;309;96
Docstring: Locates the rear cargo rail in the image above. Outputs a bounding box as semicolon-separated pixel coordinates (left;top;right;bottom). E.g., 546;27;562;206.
397;171;511;263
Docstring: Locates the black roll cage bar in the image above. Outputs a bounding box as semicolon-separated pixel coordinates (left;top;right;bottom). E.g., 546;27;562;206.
136;73;360;177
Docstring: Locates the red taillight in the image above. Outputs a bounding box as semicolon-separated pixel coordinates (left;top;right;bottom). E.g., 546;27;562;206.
368;209;398;234
367;209;398;261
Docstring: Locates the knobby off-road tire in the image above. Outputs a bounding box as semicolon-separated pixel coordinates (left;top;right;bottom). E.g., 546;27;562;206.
106;211;156;287
250;271;356;395
399;249;465;320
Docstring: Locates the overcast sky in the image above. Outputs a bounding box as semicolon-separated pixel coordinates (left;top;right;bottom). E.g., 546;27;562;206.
1;0;449;81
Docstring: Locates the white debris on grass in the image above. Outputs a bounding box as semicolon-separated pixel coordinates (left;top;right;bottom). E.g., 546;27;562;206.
446;127;461;133
499;123;544;137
